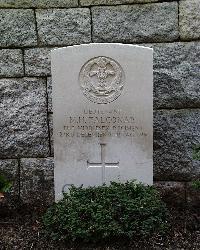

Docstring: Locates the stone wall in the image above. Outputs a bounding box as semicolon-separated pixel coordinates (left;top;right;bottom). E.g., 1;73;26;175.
0;0;199;207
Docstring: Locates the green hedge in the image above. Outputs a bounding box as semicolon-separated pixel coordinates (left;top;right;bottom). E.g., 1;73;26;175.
191;180;200;190
0;175;12;193
43;181;168;242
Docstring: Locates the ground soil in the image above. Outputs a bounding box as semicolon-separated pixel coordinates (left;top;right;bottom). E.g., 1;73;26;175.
0;203;199;250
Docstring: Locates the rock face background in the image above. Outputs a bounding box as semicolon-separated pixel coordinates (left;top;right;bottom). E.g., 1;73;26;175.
0;0;199;206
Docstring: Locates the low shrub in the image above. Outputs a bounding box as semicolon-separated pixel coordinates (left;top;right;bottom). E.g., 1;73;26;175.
192;144;200;160
191;180;200;190
0;175;12;193
43;181;168;242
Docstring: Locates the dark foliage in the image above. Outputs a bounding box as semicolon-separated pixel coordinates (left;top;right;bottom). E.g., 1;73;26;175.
191;180;200;190
43;181;168;242
192;144;200;160
0;174;12;193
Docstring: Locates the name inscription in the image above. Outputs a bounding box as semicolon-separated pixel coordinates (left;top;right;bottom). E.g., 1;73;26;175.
58;109;147;138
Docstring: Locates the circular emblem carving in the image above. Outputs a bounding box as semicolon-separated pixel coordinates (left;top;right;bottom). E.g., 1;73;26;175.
79;56;125;104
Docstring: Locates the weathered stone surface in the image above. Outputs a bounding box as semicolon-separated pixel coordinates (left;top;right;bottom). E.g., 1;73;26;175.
36;9;91;46
0;159;19;196
187;182;200;208
20;158;54;205
48;114;54;156
151;42;200;109
154;110;200;181
0;78;49;158
47;77;52;112
0;9;37;47
154;181;186;207
0;0;78;8
24;48;51;76
0;49;23;77
81;0;159;6
52;44;153;201
92;2;178;43
180;0;200;40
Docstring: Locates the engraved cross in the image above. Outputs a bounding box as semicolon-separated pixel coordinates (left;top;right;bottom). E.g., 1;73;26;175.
87;143;119;184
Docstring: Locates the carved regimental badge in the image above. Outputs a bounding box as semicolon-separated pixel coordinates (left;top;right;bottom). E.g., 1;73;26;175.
79;56;125;104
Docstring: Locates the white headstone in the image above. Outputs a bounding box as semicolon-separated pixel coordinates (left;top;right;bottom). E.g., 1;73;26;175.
52;43;153;201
